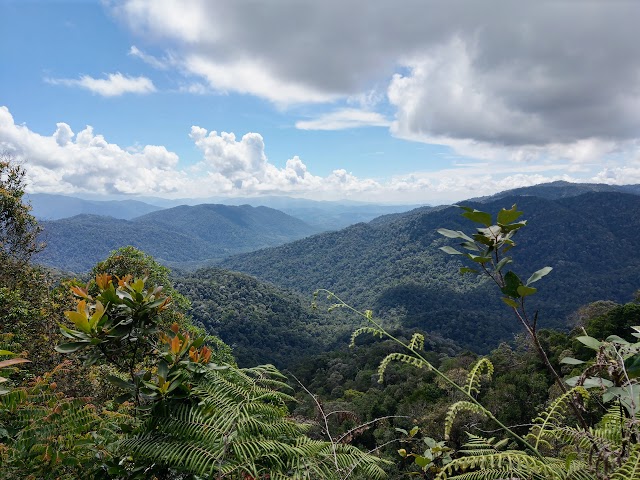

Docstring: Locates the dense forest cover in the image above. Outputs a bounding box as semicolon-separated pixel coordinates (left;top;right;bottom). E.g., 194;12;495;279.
4;153;640;479
222;191;640;351
35;203;319;271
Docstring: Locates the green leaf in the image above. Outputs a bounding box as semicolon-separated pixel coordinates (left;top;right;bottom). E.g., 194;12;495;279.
414;455;430;468
466;254;491;264
409;426;419;437
54;342;88;354
107;375;134;391
495;257;512;272
0;350;16;357
461;209;492;227
502;297;519;308
517;285;537;297
460;241;480;252
497;205;523;225
440;246;462;255
460;267;479;275
624;355;640;379
501;271;523;298
437;228;474;242
576;335;602;350
560;357;585;365
526;266;553;286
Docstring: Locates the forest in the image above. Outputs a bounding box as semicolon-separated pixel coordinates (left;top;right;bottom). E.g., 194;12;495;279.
3;153;640;480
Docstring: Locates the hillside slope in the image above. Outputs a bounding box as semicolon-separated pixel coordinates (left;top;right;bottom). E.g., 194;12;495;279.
35;204;319;272
221;192;640;351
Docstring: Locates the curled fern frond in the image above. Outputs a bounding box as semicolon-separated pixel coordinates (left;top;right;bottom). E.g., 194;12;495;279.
409;332;425;351
377;352;430;383
464;358;494;396
350;326;384;347
444;401;489;440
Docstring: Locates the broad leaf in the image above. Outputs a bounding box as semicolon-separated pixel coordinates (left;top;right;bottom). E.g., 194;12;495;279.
560;357;585;365
54;342;88;353
0;358;31;368
501;271;523;298
497;205;523;225
526;266;553;286
502;297;519;308
440;246;462;255
576;335;602;350
460;267;479;275
461;209;492;227
437;228;474;242
517;285;537;297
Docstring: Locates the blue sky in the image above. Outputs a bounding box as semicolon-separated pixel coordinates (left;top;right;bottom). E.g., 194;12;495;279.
2;1;640;204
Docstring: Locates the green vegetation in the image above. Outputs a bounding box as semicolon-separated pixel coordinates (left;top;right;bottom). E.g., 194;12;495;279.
36;203;319;272
222;192;640;351
5;152;640;479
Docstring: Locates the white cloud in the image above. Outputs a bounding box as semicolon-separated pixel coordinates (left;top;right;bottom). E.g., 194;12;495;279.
109;0;640;160
3;104;639;204
296;109;391;131
46;72;156;96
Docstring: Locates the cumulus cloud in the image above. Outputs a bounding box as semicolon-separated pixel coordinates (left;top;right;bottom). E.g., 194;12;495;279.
109;0;640;156
46;72;156;96
3;104;639;204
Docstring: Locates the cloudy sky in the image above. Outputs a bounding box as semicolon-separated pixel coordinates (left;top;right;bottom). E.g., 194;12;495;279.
2;0;640;204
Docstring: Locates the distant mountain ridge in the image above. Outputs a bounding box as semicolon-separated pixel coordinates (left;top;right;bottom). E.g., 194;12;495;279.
26;193;421;231
469;180;640;203
35;203;319;272
26;193;163;220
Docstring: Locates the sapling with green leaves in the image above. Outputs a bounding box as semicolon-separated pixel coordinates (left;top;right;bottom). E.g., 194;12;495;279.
437;205;587;427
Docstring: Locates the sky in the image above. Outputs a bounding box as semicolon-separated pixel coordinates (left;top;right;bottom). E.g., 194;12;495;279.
1;0;640;205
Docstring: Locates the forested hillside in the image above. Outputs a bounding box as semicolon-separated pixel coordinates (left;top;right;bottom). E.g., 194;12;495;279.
174;268;350;367
222;192;640;351
35;203;319;272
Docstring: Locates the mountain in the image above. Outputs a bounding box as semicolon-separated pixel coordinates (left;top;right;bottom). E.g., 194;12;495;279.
25;193;163;220
174;268;350;367
220;191;640;352
124;194;422;231
469;180;640;203
34;204;319;272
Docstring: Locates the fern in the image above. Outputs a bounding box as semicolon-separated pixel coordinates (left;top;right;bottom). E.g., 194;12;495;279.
119;363;389;479
378;352;430;383
527;386;589;451
444;401;489;440
349;326;384;347
409;332;425;351
464;358;493;396
611;444;640;480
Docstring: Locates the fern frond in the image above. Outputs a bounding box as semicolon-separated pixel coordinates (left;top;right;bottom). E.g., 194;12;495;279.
458;433;508;456
444;402;489;440
611;443;640;480
378;352;430;383
527;386;589;451
409;332;425;351
437;451;562;480
464;358;493;396
350;326;384;347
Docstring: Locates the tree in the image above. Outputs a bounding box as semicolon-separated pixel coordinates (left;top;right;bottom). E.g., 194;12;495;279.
0;151;42;275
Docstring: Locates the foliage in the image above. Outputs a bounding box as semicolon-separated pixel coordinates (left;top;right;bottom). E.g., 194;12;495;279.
0;363;127;480
35;203;318;272
0;151;42;272
223;192;640;352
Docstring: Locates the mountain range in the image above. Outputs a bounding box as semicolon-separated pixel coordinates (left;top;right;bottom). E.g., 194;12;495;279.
35;203;319;272
220;188;640;351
